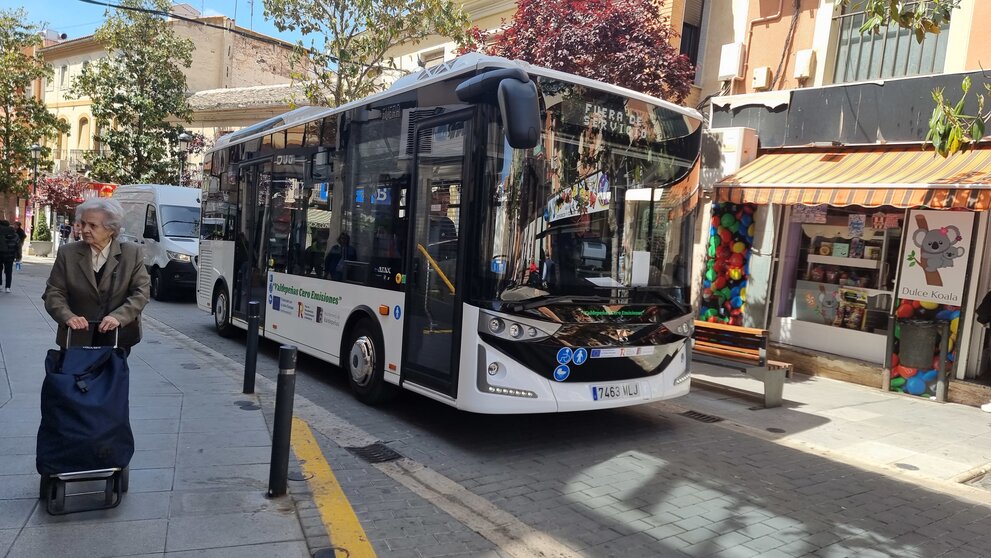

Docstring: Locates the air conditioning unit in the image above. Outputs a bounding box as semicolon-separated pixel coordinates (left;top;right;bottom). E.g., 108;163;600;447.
752;66;772;90
701;127;758;190
718;43;746;81
398;105;466;158
794;49;817;80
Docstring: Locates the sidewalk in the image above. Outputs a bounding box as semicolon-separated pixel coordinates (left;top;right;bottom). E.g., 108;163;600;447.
0;257;312;557
680;362;991;489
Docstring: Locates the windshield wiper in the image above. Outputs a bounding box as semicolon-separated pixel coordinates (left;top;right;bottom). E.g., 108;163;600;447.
162;219;199;226
504;294;612;312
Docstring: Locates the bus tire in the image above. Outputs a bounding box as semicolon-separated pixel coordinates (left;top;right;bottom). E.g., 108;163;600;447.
213;285;235;338
345;320;396;405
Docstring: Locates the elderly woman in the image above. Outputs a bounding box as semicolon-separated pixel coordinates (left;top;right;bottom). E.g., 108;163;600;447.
43;198;150;351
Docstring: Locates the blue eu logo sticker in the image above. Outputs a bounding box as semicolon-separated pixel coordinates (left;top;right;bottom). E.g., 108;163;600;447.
394;305;402;320
553;365;570;382
573;348;588;366
556;347;573;365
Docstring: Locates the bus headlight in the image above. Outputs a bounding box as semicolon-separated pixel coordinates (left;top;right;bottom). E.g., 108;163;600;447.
488;318;505;334
509;324;523;338
167;250;192;263
479;312;559;342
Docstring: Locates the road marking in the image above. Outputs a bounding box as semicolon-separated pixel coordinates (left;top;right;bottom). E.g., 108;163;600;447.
291;416;376;558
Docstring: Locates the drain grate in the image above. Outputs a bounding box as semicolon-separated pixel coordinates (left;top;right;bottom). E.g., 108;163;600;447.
345;442;403;464
680;410;724;423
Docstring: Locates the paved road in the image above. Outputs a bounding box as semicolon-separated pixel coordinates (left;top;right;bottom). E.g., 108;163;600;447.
145;294;991;558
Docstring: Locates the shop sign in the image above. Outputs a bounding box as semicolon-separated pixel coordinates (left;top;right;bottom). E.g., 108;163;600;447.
897;210;974;305
791;204;827;223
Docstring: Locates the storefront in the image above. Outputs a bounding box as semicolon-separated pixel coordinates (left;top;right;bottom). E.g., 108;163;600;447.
707;144;991;400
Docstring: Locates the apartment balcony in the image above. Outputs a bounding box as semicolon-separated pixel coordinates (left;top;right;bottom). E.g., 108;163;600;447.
832;5;949;85
51;148;108;174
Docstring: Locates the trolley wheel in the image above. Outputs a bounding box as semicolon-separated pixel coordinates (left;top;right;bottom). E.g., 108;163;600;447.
39;475;50;501
345;320;396;405
121;467;129;493
51;480;66;513
213;287;235;337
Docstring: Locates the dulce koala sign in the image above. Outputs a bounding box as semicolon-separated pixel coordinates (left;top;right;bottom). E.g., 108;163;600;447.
898;210;974;305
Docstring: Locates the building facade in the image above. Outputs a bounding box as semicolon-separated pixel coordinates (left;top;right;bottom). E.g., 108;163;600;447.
695;0;991;405
38;10;302;180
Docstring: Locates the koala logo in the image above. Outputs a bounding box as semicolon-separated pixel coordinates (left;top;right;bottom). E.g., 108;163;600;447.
817;286;839;324
913;225;964;272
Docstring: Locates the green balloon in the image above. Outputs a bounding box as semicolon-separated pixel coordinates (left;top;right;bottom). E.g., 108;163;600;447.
720;213;735;227
729;222;740;234
890;376;906;388
706;268;716;281
721;287;732;300
708;245;716;257
894;324;901;339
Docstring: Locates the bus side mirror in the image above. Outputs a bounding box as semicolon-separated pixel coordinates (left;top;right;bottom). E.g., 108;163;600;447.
498;79;540;149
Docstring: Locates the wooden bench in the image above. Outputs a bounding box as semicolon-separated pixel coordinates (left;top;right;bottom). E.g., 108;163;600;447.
690;320;792;408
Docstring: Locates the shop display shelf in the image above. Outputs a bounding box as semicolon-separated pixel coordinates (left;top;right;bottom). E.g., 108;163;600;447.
807;254;882;269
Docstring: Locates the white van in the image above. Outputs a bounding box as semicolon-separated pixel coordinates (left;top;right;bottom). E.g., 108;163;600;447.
113;184;201;300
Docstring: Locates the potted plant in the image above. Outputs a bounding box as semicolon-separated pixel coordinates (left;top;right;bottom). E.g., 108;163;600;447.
29;220;53;257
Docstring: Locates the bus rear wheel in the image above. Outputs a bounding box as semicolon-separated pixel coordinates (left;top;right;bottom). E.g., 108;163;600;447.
345;321;395;405
213;287;235;338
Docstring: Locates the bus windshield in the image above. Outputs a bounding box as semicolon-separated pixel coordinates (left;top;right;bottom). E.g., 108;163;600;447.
480;78;701;309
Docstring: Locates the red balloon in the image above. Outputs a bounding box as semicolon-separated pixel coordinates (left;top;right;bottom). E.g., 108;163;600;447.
894;365;917;378
719;229;732;244
729;253;745;268
707;316;718;322
911;300;922;308
713;276;727;290
895;303;914;319
891;353;899;368
711;216;721;227
703;288;713;298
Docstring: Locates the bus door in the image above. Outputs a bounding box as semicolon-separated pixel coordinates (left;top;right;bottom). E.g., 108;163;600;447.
232;160;272;323
401;112;472;396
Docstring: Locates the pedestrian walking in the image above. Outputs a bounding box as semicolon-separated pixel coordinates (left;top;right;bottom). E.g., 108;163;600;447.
13;221;26;270
42;198;150;353
976;290;991;413
0;220;18;292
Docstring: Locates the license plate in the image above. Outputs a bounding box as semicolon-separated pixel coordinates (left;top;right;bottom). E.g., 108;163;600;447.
591;382;640;401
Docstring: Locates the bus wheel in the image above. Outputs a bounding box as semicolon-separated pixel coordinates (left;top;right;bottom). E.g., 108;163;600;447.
346;321;395;405
213;287;235;338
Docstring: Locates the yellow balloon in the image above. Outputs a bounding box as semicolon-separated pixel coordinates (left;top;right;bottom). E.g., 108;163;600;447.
950;318;959;335
732;242;746;254
919;301;939;310
740;288;747;301
748;224;755;237
729;268;742;280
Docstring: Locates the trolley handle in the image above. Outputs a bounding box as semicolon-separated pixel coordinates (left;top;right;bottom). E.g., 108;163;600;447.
67;320;120;348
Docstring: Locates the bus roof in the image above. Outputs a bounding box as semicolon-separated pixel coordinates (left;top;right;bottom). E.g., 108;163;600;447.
208;53;703;156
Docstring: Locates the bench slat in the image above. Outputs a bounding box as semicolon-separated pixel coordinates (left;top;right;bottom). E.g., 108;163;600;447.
694;343;762;364
694;320;767;337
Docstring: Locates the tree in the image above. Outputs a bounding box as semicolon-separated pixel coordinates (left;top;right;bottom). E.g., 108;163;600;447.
463;0;696;103
263;0;471;107
0;9;70;196
71;0;194;184
33;171;88;215
841;0;988;156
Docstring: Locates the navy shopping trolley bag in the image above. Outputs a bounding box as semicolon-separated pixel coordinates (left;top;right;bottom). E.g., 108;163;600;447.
37;324;132;514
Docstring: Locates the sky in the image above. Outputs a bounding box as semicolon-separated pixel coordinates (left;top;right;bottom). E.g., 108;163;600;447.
0;0;311;45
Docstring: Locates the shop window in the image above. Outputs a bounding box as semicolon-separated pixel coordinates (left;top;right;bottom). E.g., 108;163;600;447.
782;205;903;334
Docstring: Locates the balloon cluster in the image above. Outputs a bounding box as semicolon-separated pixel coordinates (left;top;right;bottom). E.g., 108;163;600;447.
700;203;757;326
889;299;961;397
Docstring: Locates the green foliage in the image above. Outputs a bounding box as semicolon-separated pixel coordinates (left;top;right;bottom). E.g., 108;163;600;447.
842;0;959;42
70;0;194;184
32;219;51;241
0;9;70;196
263;0;471;106
926;76;989;157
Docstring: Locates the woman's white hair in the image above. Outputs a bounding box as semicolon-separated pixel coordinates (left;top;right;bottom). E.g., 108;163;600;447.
76;198;125;237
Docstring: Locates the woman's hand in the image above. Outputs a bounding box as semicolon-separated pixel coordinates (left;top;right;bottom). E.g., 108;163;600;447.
66;316;89;330
98;316;121;332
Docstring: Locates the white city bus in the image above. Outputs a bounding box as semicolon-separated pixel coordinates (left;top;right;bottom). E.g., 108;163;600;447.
197;53;703;413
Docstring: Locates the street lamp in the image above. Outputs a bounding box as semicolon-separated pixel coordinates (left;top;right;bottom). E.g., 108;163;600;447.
30;143;40;237
178;132;192;187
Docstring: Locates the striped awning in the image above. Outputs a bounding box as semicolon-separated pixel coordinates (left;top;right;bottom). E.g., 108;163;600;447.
714;145;991;210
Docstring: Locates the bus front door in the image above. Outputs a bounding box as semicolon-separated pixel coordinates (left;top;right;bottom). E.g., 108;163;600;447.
401;114;471;396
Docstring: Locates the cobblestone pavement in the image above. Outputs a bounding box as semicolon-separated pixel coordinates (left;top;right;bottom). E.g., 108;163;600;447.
145;295;991;558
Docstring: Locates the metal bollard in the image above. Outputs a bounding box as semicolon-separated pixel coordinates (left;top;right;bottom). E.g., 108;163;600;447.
268;345;297;498
243;301;260;394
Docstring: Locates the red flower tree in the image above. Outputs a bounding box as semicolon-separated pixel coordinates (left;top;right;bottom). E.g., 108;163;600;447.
33;171;89;214
461;0;696;103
